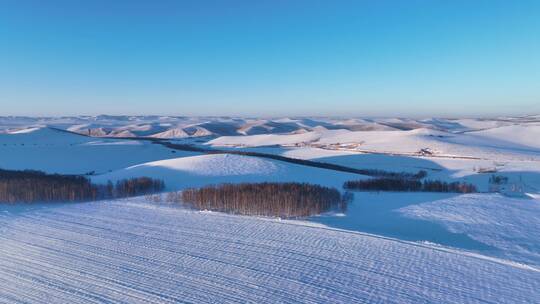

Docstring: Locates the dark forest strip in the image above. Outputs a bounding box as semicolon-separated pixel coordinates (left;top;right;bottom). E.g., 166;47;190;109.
0;169;164;203
170;182;352;218
344;177;477;193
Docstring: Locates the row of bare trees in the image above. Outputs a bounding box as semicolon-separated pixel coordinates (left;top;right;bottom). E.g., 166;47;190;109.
422;180;477;193
0;169;99;203
0;169;165;203
344;177;477;193
110;177;165;198
176;182;351;217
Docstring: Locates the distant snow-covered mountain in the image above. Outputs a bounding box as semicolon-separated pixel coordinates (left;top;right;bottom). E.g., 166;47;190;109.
1;115;538;139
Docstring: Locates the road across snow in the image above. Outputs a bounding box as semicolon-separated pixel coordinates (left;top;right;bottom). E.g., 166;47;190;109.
0;200;538;303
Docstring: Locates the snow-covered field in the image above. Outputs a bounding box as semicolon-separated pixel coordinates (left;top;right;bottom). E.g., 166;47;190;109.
1;116;540;302
400;193;540;267
0;200;538;303
0;128;197;174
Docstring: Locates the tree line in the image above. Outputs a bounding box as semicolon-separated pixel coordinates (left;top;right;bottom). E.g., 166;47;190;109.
111;177;165;198
343;177;477;193
0;169;164;203
174;182;352;218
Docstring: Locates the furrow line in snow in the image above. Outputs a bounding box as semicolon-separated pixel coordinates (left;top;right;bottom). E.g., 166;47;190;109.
1;216;362;302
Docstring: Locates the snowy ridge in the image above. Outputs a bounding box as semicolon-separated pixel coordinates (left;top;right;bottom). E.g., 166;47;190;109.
3;115;539;138
0;200;538;303
92;154;361;190
0;127;198;174
207;131;326;147
0;127;91;145
209;126;540;160
124;154;280;176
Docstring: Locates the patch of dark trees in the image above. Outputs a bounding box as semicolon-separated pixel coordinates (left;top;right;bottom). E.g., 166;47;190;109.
343;177;477;193
159;142;427;179
0;169;164;203
489;175;508;185
174;182;352;218
111;177;165;198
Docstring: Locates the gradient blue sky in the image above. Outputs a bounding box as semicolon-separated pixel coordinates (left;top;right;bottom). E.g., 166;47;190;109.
1;0;539;117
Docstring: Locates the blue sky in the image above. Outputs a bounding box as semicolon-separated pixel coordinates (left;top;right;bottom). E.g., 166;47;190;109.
0;0;539;117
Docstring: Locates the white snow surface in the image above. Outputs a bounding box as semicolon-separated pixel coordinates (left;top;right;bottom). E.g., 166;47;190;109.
121;154;279;176
400;193;540;267
466;124;540;150
92;154;361;190
0;127;198;174
208;131;326;147
2;116;540;302
0;200;538;304
150;127;190;139
207;125;540;162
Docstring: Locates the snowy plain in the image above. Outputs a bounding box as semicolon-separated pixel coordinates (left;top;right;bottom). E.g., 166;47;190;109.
400;193;540;267
0;200;538;304
1;116;540;303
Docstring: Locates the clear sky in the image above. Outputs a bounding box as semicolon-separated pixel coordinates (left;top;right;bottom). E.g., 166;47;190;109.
1;0;539;117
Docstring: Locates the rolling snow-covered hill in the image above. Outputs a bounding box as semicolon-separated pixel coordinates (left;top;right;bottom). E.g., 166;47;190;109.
92;154;362;190
3;115;539;139
0;127;198;174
